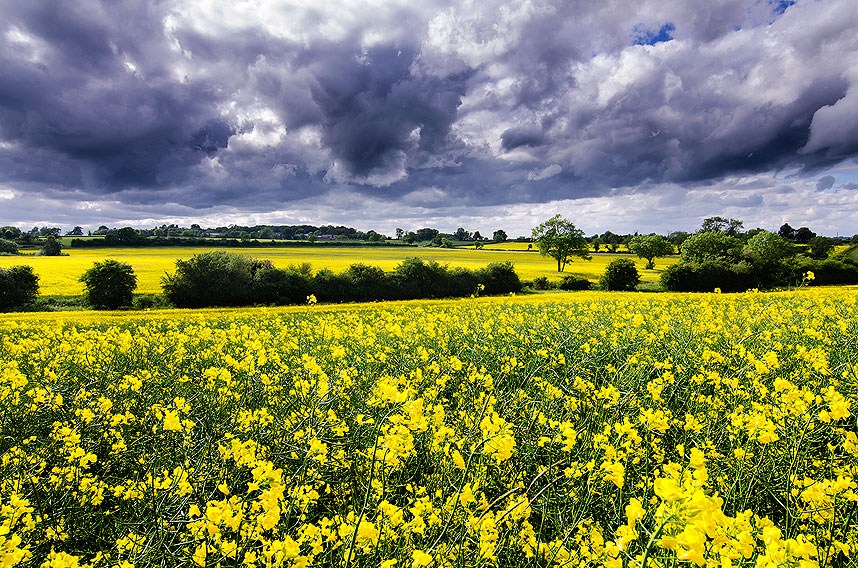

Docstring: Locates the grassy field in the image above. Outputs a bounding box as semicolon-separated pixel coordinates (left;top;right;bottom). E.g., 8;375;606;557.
0;246;677;295
1;289;855;566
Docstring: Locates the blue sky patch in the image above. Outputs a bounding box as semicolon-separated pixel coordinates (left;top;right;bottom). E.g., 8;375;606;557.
633;23;675;46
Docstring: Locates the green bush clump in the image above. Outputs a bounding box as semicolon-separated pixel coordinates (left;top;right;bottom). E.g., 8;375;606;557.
80;259;138;309
0;265;39;311
558;275;591;291
600;258;640;291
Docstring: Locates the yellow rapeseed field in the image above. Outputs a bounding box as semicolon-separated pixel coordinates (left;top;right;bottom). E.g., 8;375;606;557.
1;289;856;566
0;247;675;295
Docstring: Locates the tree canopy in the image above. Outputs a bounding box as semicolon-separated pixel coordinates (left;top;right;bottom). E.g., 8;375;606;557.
531;215;591;272
628;234;674;269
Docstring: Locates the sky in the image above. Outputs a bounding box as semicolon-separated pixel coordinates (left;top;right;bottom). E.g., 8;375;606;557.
1;0;857;238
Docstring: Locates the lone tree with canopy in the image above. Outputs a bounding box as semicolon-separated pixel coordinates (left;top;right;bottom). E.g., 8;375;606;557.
531;214;591;272
628;234;674;269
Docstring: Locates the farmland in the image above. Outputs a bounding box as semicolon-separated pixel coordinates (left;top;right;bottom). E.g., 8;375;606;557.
1;289;856;566
0;246;676;296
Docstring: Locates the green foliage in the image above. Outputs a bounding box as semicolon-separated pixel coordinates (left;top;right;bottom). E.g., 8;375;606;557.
343;263;390;302
558;275;592;291
742;231;795;265
627;234;674;269
599;258;640;291
530;276;552;290
80;259;138;310
492;229;508;242
0;238;18;254
0;265;39;311
162;251;265;307
39;235;63;256
163;253;523;307
475;261;522;295
531;214;591;272
680;231;743;263
660;261;755;292
806;236;836;260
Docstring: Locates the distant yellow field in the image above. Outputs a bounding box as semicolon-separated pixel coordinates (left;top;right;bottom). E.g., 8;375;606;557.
0;246;678;295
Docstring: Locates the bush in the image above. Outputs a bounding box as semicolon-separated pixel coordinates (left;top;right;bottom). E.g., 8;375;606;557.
660;260;755;292
558;275;591;291
162;251;265;307
391;257;452;300
0;238;18;255
313;269;351;303
343;263;390;302
476;261;522;295
0;265;39;311
786;258;858;286
252;267;312;305
39;235;64;256
80;260;137;309
600;259;640;291
531;276;553;290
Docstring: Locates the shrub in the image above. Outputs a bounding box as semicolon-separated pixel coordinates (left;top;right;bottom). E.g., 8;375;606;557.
0;238;18;255
312;269;351;303
558;275;592;291
252;267;312;305
531;276;553;290
448;267;480;297
162;251;264;307
80;260;138;309
39;235;64;256
343;263;390;302
660;260;755;292
600;258;640;291
476;261;522;295
0;265;39;311
391;257;452;300
786;258;858;286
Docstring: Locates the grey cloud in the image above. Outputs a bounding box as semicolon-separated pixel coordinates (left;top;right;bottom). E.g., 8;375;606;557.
817;175;835;190
0;0;857;229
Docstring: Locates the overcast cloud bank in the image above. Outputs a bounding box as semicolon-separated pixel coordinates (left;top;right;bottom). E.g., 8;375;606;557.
1;0;857;234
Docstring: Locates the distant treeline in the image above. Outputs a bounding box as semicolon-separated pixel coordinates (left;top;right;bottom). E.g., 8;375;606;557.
69;236;405;248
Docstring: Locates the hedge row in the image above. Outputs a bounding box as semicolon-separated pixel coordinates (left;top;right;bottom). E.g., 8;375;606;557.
162;251;522;308
660;258;858;292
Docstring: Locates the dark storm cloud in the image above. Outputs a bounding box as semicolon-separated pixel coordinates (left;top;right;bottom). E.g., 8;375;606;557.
0;1;233;191
308;45;470;177
0;0;857;224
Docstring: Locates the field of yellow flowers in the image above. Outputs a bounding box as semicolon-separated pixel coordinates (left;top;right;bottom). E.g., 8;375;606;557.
1;289;856;567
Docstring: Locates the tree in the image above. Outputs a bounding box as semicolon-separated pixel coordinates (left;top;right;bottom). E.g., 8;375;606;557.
0;266;39;311
80;260;138;309
794;227;816;244
531;215;591;272
67;226;84;236
454;228;471;241
807;236;836;260
395;228;405;240
742;231;794;265
600;259;640;291
472;231;483;241
701;216;744;236
492;229;508;242
627;235;674;269
0;239;18;254
778;223;796;241
680;231;743;263
39;235;63;256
